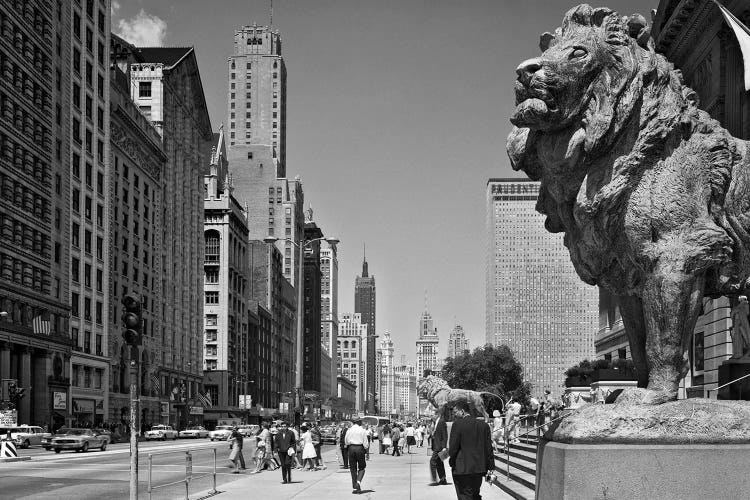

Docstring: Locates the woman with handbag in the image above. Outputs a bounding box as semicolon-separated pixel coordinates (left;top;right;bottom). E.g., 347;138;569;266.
228;426;244;473
300;424;317;471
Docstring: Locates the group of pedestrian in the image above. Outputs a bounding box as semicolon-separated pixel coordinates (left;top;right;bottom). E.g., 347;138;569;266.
223;405;496;500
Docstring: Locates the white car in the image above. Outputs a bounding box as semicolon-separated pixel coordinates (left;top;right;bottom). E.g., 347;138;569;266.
239;424;259;437
209;425;233;441
144;425;178;441
0;425;51;449
178;426;209;439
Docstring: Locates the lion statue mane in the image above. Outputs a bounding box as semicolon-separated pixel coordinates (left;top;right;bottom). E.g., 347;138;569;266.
417;375;495;420
507;4;750;404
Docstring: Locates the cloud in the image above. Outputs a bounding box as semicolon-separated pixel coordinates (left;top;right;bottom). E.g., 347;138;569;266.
116;9;167;47
111;1;121;17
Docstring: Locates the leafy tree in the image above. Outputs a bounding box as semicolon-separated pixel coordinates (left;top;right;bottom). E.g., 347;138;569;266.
442;344;529;414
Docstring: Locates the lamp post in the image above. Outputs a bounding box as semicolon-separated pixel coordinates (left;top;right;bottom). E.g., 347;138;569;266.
264;235;339;422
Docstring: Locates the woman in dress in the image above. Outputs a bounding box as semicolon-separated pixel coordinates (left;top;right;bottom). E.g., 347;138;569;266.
405;422;416;454
300;424;317;471
415;424;424;447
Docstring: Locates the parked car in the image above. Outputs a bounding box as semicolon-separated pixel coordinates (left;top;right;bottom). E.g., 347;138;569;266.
209;425;233;441
51;428;109;453
178;426;209;439
0;425;51;449
144;425;178;441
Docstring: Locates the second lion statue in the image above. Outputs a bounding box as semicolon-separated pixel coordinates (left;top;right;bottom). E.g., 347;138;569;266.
507;4;750;404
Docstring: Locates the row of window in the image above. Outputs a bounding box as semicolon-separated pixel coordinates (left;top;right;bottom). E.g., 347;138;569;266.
70;292;103;324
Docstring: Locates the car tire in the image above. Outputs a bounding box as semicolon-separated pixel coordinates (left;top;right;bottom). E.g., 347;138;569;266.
101;441;107;451
82;442;89;452
43;447;50;451
54;448;61;454
22;439;30;449
210;438;214;441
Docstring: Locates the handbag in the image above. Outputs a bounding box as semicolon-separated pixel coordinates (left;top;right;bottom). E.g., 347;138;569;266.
382;437;392;446
287;447;296;457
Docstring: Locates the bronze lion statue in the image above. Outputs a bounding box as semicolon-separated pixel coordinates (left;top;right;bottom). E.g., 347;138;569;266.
507;4;750;404
417;375;499;419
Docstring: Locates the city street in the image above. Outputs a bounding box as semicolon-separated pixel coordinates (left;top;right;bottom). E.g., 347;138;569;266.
0;441;514;499
0;438;261;499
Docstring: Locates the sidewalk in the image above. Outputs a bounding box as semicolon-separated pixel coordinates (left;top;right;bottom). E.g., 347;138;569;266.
194;446;514;500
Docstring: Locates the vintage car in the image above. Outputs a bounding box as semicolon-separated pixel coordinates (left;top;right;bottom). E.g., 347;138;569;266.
0;425;51;449
319;426;337;444
178;426;209;439
51;428;109;453
208;425;233;441
144;424;178;440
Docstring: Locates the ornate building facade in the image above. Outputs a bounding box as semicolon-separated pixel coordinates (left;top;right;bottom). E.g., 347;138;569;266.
447;323;470;360
320;239;339;400
354;255;376;413
338;312;367;411
416;302;440;378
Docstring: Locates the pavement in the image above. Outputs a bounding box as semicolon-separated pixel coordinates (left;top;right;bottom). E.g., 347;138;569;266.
192;445;514;500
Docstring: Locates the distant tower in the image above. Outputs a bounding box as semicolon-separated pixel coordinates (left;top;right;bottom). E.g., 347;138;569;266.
355;248;376;413
378;332;395;416
338;312;368;411
447;323;470;360
485;179;598;394
416;292;440;379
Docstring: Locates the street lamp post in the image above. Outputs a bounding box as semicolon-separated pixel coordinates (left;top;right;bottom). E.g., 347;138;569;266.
264;235;339;423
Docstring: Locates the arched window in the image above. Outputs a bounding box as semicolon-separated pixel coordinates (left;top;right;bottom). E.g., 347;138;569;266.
343;340;349;349
351;341;356;349
205;230;220;263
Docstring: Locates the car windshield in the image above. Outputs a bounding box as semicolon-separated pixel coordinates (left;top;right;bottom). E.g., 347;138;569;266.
55;428;71;435
0;427;17;435
61;429;90;436
188;426;203;430
215;426;232;430
151;426;168;430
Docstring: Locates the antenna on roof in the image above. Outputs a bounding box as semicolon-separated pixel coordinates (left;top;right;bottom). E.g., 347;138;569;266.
270;0;273;26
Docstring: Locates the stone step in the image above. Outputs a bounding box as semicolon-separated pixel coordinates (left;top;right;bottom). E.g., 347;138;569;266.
506;445;538;463
496;452;536;476
490;474;536;500
493;461;536;491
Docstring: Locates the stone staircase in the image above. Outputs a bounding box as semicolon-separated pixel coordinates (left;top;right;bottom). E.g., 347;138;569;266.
491;437;537;500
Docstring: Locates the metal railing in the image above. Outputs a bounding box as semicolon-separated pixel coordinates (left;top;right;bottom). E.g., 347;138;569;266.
706;372;750;398
146;446;219;500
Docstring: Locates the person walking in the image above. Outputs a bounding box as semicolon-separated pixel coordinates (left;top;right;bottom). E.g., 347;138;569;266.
274;421;296;484
416;423;424;448
311;422;326;470
339;422;350;468
390;425;401;456
228;426;244;473
345;417;369;494
405;423;416;454
364;424;372;460
448;401;494;500
429;411;448;486
300;424;317;470
380;423;392;454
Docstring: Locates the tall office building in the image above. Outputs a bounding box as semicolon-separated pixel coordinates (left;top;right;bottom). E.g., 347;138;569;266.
0;1;74;429
393;363;417;419
447;323;470;360
320;239;339;399
302;214;323;393
378;332;396;416
129;46;212;423
224;24;303;286
338;312;367;411
485;179;598;394
354;253;376;412
416;301;440;378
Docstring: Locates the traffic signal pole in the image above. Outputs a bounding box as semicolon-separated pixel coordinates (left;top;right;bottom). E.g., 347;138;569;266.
129;345;139;500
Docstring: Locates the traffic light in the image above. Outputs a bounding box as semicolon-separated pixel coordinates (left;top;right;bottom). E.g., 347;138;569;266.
121;293;142;346
2;379;17;401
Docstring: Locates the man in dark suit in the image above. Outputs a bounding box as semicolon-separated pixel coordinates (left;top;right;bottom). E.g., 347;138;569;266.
273;421;296;484
430;410;448;485
448;401;494;500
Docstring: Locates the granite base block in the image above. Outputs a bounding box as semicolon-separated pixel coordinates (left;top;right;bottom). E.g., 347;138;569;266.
536;440;750;500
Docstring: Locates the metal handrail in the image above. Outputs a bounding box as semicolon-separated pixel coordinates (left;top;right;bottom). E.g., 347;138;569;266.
147;446;219;500
707;372;750;396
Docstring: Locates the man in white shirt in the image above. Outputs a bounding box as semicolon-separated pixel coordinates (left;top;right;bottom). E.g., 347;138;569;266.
345;418;370;494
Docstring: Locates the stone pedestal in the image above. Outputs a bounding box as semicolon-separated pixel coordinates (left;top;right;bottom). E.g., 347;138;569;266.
718;357;750;400
562;386;589;409
536;440;750;500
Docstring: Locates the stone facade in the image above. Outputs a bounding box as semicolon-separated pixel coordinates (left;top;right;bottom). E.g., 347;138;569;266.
447;324;470;360
354;257;376;412
128;46;212;426
338;312;367;411
320;240;339;400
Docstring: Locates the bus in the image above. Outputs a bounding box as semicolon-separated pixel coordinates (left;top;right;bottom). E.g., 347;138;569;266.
361;415;390;440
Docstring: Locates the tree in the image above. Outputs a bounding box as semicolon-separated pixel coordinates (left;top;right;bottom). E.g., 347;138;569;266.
442;344;530;414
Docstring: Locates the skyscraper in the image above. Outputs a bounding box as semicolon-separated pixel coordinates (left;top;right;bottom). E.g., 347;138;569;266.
486;179;598;395
447;323;470;360
354;252;376;413
338;312;367;411
416;299;440;378
320;240;339;399
302;214;323;393
224;24;303;285
378;332;396;416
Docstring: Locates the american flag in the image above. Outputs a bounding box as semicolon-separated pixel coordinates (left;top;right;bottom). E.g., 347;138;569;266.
150;373;161;394
197;391;213;408
32;314;51;335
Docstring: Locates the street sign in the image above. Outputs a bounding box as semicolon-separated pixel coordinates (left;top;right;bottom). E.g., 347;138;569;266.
0;409;17;426
239;395;252;409
186;453;193;482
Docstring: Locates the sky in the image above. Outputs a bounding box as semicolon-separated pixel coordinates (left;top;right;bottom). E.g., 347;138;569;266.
112;0;659;364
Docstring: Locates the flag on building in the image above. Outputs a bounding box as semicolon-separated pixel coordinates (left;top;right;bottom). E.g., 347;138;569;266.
32;313;51;335
150;373;161;394
714;0;750;90
197;391;213;408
